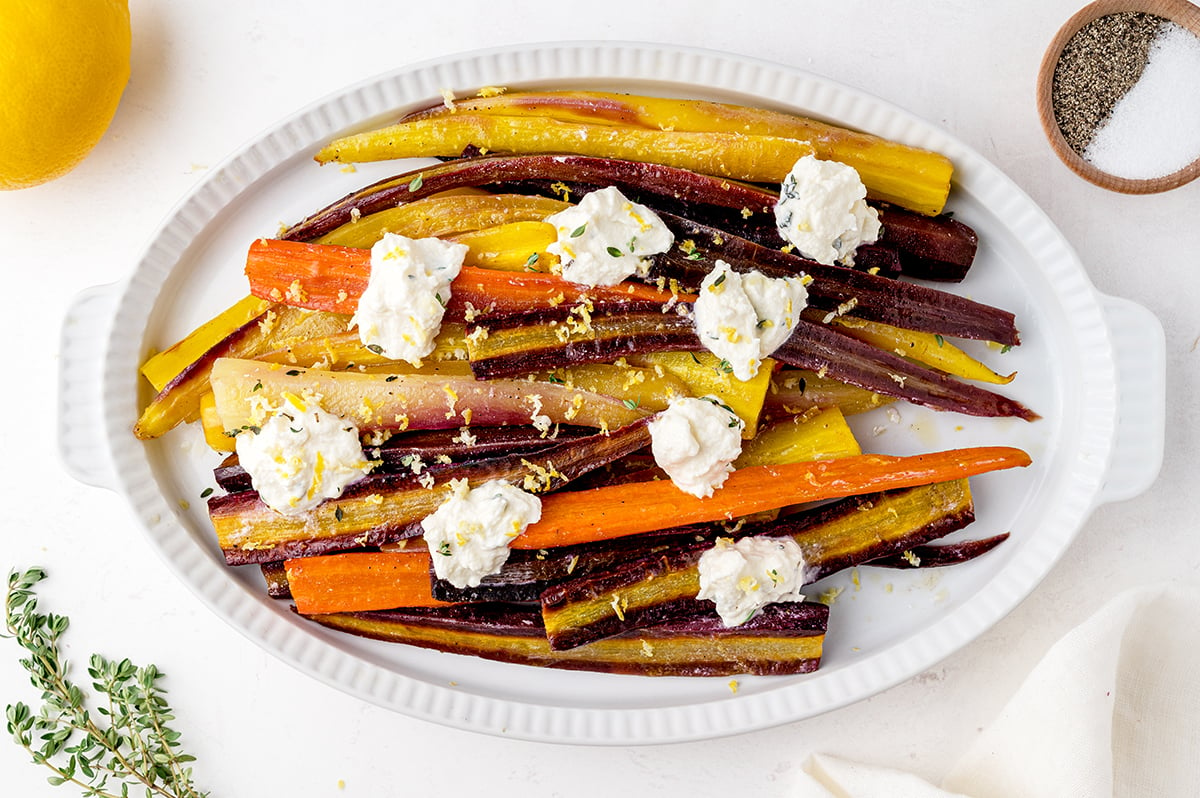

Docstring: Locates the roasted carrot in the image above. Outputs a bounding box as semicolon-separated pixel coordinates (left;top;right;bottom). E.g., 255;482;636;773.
314;193;568;248
243;237;694;317
831;315;1015;385
513;446;1031;550
400;90;954;215
314;114;815;186
449;221;559;272
140;295;271;392
284;550;453;615
133;304;347;440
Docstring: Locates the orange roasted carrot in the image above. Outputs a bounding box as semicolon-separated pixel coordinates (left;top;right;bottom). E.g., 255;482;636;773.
284;550;453;615
513;446;1031;550
243;237;694;316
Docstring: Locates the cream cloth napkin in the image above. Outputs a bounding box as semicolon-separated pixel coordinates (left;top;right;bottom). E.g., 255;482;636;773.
795;582;1200;798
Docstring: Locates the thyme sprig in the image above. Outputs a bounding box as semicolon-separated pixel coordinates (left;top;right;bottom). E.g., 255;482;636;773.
4;568;208;798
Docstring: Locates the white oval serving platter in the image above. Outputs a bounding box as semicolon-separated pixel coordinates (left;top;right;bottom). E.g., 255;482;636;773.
58;42;1164;745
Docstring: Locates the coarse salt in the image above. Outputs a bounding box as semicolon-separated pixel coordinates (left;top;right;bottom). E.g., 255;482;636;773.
1085;22;1200;179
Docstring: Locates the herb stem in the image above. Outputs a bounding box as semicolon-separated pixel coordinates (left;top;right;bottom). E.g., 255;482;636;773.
4;568;208;798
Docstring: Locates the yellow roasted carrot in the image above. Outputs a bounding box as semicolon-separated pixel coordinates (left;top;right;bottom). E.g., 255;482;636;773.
404;90;954;215
315;193;568;248
627;351;773;439
529;363;690;414
766;368;895;416
140;295;271;391
315;114;816;185
198;391;234;453
734;406;862;468
133;305;348;440
833;316;1014;385
253;324;470;372
449;221;559;272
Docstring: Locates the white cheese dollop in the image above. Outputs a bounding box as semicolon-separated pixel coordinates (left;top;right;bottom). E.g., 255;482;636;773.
545;185;674;286
351;232;468;365
774;154;881;266
697;536;808;627
235;393;371;516
648;396;744;498
692;260;808;381
421;479;542;589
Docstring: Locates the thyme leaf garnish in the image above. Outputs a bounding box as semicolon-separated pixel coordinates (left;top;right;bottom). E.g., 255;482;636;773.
4;568;209;798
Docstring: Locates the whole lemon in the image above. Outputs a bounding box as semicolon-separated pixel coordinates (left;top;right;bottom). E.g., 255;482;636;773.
0;0;131;190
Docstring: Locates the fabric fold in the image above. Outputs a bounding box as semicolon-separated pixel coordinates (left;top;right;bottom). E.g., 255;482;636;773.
794;582;1200;798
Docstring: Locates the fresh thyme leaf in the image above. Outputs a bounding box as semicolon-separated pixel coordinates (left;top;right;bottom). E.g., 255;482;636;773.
934;334;945;347
365;344;384;355
199;488;213;499
570;223;587;238
622;398;640;410
4;568;209;798
701;396;738;417
605;246;623;258
525;252;539;267
407;174;424;192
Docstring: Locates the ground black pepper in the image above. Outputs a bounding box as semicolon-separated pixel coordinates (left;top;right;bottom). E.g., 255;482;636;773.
1051;12;1165;155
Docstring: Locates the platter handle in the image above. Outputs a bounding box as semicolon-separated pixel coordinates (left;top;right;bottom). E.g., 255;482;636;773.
1096;294;1165;505
58;281;124;491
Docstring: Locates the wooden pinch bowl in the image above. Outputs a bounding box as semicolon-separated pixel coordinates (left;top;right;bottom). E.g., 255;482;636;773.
1037;0;1200;193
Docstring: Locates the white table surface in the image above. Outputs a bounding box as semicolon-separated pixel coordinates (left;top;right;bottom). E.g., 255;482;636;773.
2;1;1196;794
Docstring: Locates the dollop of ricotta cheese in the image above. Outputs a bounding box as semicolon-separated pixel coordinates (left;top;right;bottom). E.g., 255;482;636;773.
696;536;808;626
421;479;543;589
545;185;674;286
234;393;372;516
648;396;744;498
692;260;808;381
774;154;881;266
351;232;468;365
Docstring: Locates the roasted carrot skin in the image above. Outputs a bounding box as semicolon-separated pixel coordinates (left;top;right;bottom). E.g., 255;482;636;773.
306;600;829;677
211;418;654;565
515;446;1031;550
538;479;978;651
285;550;453;615
314;115;816;187
281;154;781;243
400;90;954;216
653;213;1019;346
243;237;691;317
